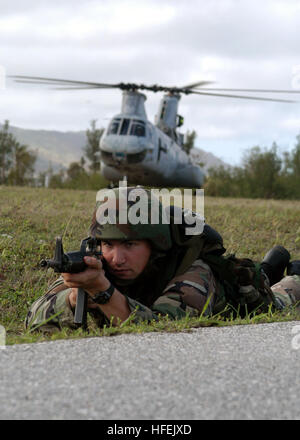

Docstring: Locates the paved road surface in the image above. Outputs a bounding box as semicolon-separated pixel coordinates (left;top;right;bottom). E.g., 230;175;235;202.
1;321;300;420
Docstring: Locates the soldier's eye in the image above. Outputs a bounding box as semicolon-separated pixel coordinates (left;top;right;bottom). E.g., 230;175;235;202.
125;242;135;248
102;241;112;248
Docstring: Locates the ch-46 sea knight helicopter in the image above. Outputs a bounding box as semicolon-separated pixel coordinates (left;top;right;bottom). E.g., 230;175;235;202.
11;75;299;187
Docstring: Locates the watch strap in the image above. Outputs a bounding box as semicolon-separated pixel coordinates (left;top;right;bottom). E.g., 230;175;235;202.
91;283;115;304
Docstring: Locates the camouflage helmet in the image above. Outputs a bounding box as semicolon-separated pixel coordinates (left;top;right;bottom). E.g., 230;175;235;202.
89;186;172;251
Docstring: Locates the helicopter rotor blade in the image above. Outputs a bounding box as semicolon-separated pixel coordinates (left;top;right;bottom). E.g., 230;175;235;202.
192;87;300;94
190;90;296;103
13;80;113;91
13;80;72;86
9;75;120;89
51;86;113;90
181;80;215;90
9;75;298;101
10;75;217;94
10;76;161;92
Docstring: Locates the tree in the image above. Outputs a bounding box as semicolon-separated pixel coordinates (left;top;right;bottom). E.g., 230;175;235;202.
182;130;197;155
84;120;104;173
0;120;14;184
0;120;37;186
7;143;37;186
49;170;65;189
281;134;300;198
205;165;246;197
283;134;300;176
66;161;86;181
242;144;282;198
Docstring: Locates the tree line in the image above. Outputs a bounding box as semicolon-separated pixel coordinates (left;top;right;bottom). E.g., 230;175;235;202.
0;120;108;190
204;135;300;199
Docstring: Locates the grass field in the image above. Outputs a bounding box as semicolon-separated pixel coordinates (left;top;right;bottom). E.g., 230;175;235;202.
1;185;300;345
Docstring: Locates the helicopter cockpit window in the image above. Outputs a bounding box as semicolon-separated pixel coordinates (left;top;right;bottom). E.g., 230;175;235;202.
130;120;146;137
107;118;121;135
120;118;130;135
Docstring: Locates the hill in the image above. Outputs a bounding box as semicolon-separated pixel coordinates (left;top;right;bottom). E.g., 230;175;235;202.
6;125;86;173
190;148;229;173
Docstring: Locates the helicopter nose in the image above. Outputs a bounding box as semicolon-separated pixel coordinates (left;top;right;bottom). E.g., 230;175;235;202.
100;136;147;165
101;134;146;152
100;148;147;165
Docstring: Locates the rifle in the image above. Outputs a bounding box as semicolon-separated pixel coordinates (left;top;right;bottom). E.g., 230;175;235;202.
40;236;102;330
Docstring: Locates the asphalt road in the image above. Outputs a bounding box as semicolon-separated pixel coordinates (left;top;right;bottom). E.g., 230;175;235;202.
1;321;300;420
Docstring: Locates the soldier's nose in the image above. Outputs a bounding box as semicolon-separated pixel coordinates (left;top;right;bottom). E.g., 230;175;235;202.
112;248;126;265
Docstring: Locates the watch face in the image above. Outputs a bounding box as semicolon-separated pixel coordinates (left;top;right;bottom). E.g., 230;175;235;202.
93;292;109;304
100;292;111;304
92;285;114;304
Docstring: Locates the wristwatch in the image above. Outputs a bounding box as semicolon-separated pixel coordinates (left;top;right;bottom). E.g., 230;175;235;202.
91;283;115;304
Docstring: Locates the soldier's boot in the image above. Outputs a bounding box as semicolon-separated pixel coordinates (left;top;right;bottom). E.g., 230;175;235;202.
287;261;300;276
261;245;291;286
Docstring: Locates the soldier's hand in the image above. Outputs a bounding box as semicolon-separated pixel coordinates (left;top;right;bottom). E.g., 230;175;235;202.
62;256;110;298
68;287;99;310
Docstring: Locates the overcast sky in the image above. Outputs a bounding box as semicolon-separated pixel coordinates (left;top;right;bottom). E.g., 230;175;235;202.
1;0;300;165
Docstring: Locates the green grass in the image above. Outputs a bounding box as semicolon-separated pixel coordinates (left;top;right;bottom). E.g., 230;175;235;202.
1;185;300;345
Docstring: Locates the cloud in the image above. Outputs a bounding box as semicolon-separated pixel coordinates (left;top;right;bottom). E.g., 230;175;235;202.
0;0;299;165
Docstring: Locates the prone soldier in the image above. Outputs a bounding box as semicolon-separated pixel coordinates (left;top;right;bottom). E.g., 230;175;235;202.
26;187;300;332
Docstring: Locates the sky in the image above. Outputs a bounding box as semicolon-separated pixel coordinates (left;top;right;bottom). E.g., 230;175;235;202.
0;0;300;165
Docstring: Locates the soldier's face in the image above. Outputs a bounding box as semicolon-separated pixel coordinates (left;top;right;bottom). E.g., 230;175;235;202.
101;239;152;280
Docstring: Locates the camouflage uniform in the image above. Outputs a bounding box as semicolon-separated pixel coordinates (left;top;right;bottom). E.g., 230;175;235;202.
26;187;300;331
26;258;220;331
271;275;300;309
26;261;300;332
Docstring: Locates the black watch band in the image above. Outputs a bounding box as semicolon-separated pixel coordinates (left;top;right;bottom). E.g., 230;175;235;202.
91;283;115;304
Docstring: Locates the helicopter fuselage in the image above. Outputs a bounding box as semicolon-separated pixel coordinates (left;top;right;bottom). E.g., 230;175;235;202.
99;91;204;187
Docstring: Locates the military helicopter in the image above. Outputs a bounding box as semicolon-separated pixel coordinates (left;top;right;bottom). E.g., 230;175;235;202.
10;75;299;187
